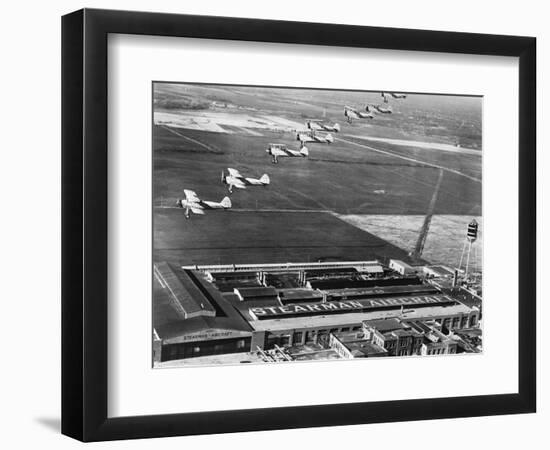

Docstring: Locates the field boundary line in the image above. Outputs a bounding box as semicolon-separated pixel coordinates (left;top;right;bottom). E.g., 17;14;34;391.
336;136;481;183
159;125;221;153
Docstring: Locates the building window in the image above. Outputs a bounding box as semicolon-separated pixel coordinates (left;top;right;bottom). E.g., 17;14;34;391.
237;339;246;349
280;335;291;346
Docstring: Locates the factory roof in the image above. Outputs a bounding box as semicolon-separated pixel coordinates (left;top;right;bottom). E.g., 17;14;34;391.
390;259;414;269
362;318;407;332
305;267;358;277
347;342;388;358
214;280;262;292
279;288;324;302
424;265;455;277
407;320;433;334
235;286;279;299
154;262;216;319
250;302;476;332
210;271;259;280
223;291;283;312
391;328;422;337
324;283;439;298
310;276;422;290
153;265;254;342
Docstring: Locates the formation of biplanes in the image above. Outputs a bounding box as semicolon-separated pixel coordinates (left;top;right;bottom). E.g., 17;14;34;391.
177;91;407;218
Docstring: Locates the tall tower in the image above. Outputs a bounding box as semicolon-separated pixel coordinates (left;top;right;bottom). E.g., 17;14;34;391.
458;219;478;282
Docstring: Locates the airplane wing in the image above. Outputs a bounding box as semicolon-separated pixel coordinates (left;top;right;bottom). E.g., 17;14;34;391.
189;206;205;215
227;168;243;178
184;189;200;202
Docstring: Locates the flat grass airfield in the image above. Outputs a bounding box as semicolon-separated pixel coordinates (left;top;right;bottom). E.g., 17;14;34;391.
153;84;482;268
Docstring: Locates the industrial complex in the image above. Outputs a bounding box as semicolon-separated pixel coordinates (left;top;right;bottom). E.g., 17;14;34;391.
153;259;482;364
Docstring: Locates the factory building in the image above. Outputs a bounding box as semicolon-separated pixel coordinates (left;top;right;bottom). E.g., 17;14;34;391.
153;263;253;362
328;318;459;358
153;261;481;363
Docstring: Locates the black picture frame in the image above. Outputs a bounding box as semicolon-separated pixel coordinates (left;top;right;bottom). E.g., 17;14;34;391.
62;8;536;442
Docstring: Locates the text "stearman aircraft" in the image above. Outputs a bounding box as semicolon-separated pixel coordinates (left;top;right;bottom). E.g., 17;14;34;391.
266;143;309;164
222;168;270;193
381;91;407;102
344;105;374;123
296;130;334;144
306;120;341;133
366;103;393;114
177;189;232;219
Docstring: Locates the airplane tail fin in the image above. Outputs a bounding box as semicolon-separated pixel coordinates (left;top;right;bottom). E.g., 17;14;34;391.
300;146;309;157
326;134;334;143
259;174;270;185
333;123;340;132
220;197;232;209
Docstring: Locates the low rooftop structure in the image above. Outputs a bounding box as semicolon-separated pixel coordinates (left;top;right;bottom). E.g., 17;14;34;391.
389;259;418;275
214;280;263;293
309;275;422;291
423;265;455;278
304;267;359;278
208;271;260;281
278;288;324;304
324;283;439;300
328;330;388;358
154;262;216;319
234;286;279;301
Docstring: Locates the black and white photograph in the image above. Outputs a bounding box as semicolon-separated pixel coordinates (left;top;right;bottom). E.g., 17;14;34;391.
152;83;483;367
0;0;542;446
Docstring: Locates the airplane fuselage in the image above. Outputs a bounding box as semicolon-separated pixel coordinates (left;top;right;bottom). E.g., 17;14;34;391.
344;107;373;122
179;199;226;210
297;131;333;143
266;145;308;163
224;175;268;191
367;104;392;114
307;122;340;133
